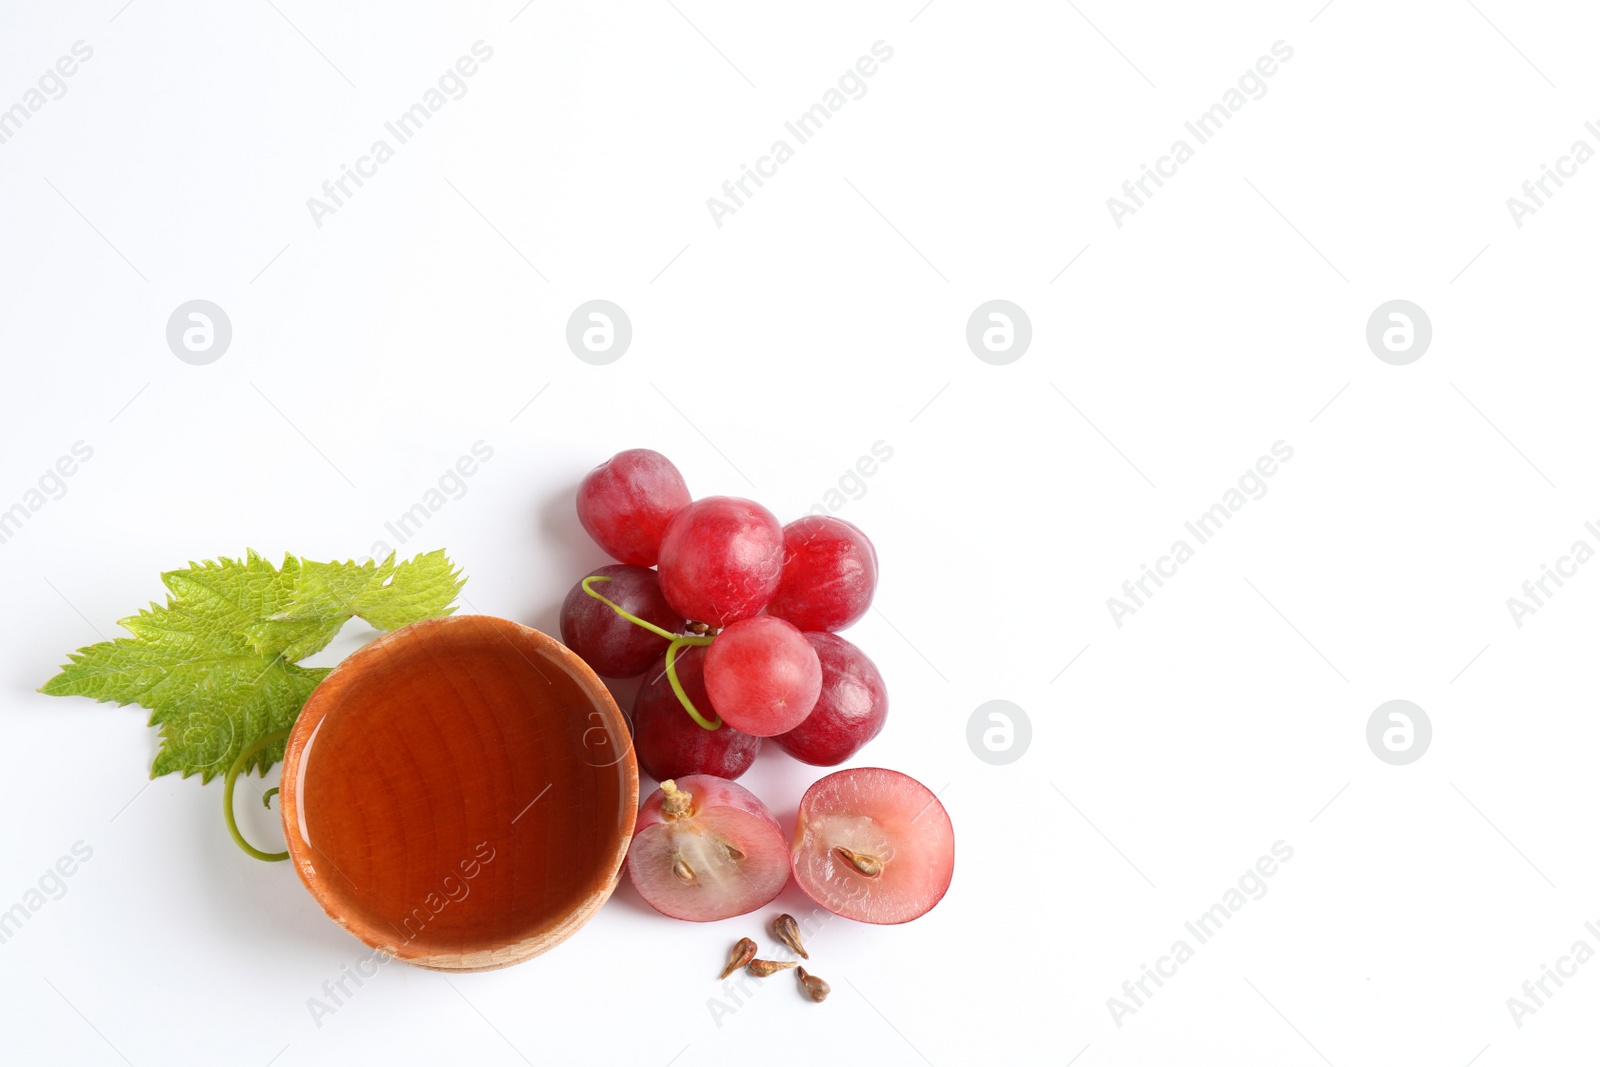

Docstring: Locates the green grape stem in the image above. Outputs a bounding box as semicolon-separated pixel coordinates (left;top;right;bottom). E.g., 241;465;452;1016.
664;635;719;730
581;575;720;731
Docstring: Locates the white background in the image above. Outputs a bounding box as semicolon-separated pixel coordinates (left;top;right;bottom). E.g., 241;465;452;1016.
2;1;1598;1064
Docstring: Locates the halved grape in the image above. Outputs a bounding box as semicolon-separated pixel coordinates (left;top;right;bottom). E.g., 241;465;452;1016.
628;776;789;921
765;516;879;632
558;564;679;678
703;616;821;737
790;768;954;925
576;449;691;566
657;496;783;628
772;632;887;766
633;645;761;781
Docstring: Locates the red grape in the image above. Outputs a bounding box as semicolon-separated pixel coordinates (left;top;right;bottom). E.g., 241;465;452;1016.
703;616;821;737
765;516;878;632
558;565;680;678
576;449;691;566
633;645;761;781
772;632;887;765
628;775;789;921
790;767;954;924
657;496;783;627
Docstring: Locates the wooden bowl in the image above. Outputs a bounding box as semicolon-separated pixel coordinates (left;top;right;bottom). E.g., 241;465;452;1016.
278;615;637;971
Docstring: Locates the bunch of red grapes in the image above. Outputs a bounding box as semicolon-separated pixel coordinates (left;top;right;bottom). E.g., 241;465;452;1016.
560;450;953;926
561;448;887;778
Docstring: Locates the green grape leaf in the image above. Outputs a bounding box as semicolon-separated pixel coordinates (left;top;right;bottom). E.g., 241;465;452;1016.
39;548;465;781
271;549;465;635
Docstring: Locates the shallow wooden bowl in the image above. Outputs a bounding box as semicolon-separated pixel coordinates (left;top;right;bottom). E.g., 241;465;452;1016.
278;615;637;971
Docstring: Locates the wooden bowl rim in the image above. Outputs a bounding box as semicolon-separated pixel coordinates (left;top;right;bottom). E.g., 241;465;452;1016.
278;613;637;972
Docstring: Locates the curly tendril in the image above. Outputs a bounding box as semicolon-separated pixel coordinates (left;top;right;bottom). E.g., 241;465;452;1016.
223;729;292;862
